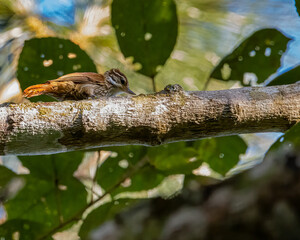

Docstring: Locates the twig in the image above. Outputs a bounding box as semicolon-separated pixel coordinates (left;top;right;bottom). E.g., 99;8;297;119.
151;76;157;92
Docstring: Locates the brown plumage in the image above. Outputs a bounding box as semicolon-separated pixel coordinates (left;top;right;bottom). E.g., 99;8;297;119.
23;69;135;101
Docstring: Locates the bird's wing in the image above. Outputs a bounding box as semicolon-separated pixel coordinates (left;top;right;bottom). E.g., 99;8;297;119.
48;72;105;85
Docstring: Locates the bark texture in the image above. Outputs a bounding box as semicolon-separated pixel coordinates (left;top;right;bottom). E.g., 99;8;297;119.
0;83;299;155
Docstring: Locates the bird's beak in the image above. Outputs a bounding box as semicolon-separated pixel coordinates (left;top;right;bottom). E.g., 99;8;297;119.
125;87;136;95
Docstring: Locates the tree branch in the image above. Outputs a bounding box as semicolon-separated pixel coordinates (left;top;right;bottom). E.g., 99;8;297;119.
0;83;299;155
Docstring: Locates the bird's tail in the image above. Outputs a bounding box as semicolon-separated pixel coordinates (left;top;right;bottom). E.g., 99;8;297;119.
23;83;52;98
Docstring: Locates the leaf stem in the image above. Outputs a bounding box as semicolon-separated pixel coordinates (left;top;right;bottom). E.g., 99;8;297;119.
151;76;157;92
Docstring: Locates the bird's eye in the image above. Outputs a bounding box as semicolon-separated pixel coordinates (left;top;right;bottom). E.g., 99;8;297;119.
121;79;126;85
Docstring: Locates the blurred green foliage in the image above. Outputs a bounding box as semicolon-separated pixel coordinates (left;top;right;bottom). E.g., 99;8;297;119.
0;0;13;29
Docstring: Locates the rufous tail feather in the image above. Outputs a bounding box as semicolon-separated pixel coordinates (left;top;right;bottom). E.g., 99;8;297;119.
23;84;51;98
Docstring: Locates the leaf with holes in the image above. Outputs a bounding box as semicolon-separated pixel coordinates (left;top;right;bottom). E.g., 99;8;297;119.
111;0;178;77
194;136;247;176
17;37;97;102
267;65;300;86
209;29;292;86
3;152;87;238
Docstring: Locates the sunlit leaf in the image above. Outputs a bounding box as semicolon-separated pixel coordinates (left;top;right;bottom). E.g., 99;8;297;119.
194;136;247;176
265;122;300;158
267;65;300;86
17;37;97;102
4;152;86;237
111;0;178;77
209;29;291;86
79;199;137;239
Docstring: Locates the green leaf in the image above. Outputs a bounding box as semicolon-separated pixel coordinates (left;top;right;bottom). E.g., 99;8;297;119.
194;136;247;176
0;219;53;240
119;165;165;194
0;165;18;202
19;151;83;181
295;0;300;17
111;0;178;77
148;142;201;174
209;29;292;85
97;146;165;195
79;199;137;239
97;146;147;189
265;122;300;157
0;165;16;187
4;152;87;236
267;65;300;86
17;37;97;102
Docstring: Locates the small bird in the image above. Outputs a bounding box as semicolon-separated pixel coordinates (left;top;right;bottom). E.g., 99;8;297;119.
23;68;136;101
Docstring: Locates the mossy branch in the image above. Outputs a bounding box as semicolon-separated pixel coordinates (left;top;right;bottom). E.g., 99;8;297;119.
0;83;299;155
